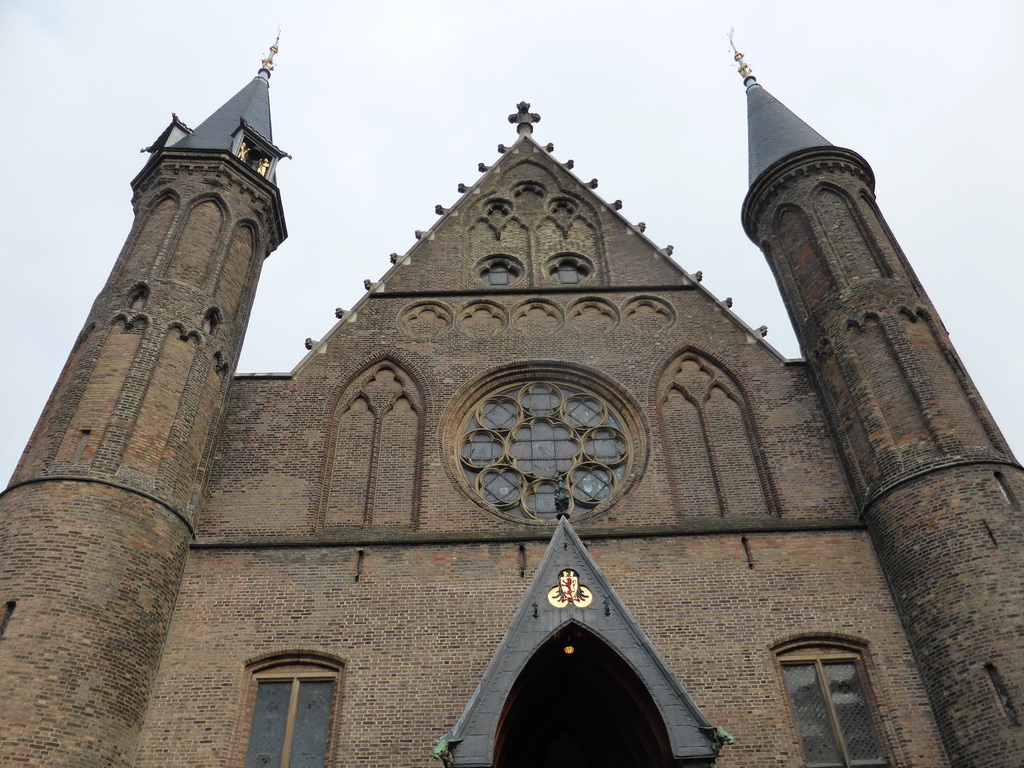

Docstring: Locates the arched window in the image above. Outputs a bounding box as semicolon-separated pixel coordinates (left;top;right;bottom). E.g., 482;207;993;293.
203;308;221;335
127;285;149;310
242;653;342;768
548;254;591;285
775;639;889;768
479;256;521;287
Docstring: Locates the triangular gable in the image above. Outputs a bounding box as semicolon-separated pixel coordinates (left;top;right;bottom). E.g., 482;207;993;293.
280;112;791;376
378;132;693;294
441;518;723;767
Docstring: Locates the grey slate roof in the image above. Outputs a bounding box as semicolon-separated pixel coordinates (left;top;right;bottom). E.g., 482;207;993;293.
443;518;721;767
746;82;831;185
173;74;273;151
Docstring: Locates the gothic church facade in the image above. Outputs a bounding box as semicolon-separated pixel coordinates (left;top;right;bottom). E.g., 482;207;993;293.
0;52;1021;768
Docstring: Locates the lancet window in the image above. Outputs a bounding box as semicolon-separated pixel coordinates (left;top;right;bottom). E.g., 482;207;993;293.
324;362;421;528
658;353;771;516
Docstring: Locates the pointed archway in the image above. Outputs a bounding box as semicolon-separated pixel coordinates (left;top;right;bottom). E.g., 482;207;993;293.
439;519;725;768
494;622;672;768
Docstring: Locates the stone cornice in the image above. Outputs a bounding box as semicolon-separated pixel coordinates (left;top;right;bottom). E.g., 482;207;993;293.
0;475;196;535
741;146;875;242
190;516;867;550
130;150;287;249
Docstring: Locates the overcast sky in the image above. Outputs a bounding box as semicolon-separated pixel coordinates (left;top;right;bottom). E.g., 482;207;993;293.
2;1;1021;482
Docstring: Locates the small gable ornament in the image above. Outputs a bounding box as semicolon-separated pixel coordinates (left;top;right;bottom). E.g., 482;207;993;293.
553;476;571;519
547;568;593;609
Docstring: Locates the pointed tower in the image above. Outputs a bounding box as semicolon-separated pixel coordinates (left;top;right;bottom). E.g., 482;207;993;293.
737;55;1024;766
0;45;287;766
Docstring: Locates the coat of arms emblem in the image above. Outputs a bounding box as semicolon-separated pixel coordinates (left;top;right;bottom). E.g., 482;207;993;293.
547;568;593;608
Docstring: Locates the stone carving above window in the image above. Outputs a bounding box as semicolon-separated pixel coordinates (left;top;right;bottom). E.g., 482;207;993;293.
458;301;508;337
484;197;513;218
458;381;632;522
623;296;674;332
511;180;547;209
464;160;605;287
548;196;578;218
512;299;563;336
567;298;618;333
401;302;453;339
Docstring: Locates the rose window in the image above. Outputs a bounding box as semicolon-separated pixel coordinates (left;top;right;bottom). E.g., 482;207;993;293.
459;382;631;520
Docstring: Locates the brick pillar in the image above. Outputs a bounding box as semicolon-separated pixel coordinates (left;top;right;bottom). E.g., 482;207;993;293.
0;150;284;766
743;146;1024;767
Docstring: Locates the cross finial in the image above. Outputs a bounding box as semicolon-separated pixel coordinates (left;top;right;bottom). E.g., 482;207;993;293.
508;101;541;136
728;28;756;88
259;30;281;79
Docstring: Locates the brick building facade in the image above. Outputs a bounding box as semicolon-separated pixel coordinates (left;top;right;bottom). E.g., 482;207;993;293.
0;53;1021;768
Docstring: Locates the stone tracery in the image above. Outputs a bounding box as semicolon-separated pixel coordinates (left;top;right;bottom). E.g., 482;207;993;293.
459;381;630;521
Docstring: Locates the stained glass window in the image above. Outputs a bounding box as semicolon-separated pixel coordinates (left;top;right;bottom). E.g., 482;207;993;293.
460;382;630;520
245;669;337;768
779;646;888;768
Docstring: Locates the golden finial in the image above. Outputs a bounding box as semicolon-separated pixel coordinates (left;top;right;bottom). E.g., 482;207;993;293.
728;28;756;86
260;30;281;77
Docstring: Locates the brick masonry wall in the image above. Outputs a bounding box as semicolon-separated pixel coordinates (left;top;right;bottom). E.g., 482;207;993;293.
3;129;975;768
200;287;852;539
866;464;1024;766
0;482;191;767
130;140;955;766
133;531;946;767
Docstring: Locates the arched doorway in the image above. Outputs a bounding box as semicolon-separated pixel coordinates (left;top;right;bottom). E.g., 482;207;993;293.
494;623;673;768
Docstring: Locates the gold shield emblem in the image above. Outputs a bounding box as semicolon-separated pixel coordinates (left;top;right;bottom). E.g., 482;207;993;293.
547;568;593;608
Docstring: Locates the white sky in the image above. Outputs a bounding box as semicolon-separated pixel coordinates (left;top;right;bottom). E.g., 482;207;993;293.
2;0;1021;482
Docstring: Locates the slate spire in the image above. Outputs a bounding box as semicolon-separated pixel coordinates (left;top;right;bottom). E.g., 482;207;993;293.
168;35;287;181
731;43;832;185
173;74;274;152
172;34;279;154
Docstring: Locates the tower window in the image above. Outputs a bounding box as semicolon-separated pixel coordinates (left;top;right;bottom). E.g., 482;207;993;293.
128;286;149;310
985;663;1020;725
203;308;221;335
237;140;272;178
994;471;1017;508
0;601;15;638
243;657;341;768
777;642;888;768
